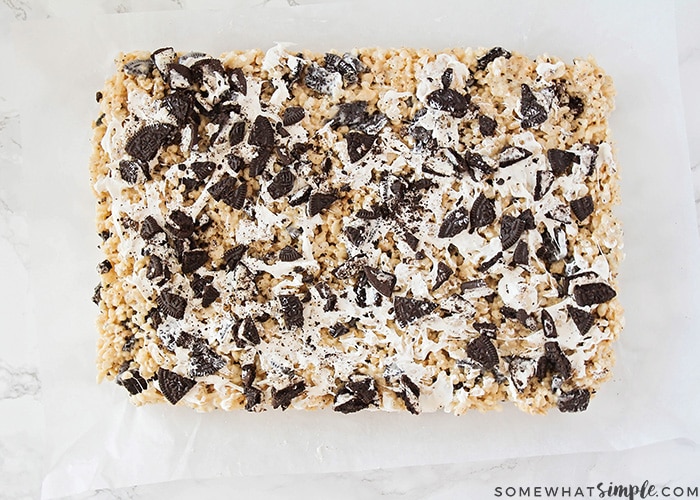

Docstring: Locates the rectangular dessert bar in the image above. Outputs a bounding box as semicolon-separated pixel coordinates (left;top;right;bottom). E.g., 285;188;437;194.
90;45;623;414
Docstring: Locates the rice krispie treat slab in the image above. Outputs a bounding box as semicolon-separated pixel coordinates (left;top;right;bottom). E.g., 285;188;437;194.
90;44;623;415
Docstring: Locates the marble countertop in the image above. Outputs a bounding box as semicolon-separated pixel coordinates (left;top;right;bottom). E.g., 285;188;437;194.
1;2;698;499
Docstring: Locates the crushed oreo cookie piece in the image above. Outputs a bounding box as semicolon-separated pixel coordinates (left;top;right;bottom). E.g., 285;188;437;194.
470;193;496;230
512;240;529;266
223;245;247;271
478;115;497;137
363;266;397;298
474;321;498;337
249;115;275;147
280;105;304;126
304;62;339;95
345;225;365;247
157;290;187;319
329;322;349;338
346;131;377;163
438;206;470;238
189;340;226;377
201;285;219;307
534;169;554;201
500;214;525;250
268;168;296;200
279;245;302;262
119;159;143;184
465;150;493;175
536;226;565;265
571;195;594;222
239;316;261;346
517;309;538;331
279;294;304;328
573;282;616;306
167;63;194;89
557;388;590;412
146;255;163;280
125;123;175;162
393;296;437;325
190;161;215;181
498;146;532;169
536;341;571;380
433;262;453;291
181;250;208;274
567;305;595;335
403;230;419;251
426;88;470;118
228;67;247;95
334;376;377;413
157;368;196;405
249;146;272;176
228;121;246;146
331;101;368;128
271;380;306;410
567;96;584;116
165;210;195;239
520;84;547;129
507;356;535;392
547;149;579;176
467;333;499;369
97;260;112;274
308;192;338;217
117;369;148;395
541;309;558;338
441;68;454;89
123;58;154;77
208;174;237;203
396;374;420;414
476;47;511;71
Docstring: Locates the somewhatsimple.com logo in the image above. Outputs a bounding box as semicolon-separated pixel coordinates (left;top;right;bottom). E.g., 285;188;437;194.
494;481;698;499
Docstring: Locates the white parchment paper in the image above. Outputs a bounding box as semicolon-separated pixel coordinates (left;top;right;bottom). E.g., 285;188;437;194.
12;1;700;498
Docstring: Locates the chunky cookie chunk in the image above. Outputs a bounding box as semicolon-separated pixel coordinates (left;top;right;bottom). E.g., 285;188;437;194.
90;45;623;414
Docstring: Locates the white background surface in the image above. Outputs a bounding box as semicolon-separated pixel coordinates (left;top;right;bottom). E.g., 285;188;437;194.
1;1;699;499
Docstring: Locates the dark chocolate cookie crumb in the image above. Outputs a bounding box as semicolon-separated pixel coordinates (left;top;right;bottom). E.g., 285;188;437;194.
181;250;208;274
157;290;187;319
567;305;595;335
238;316;261;346
476;47;511;71
279;245;302;262
282;106;305;126
223;244;247;271
500;214;525;250
433;262;453;291
228;121;246;146
125;123;175;162
165;210;195;239
478;115;497;137
97;260;112;274
272;380;306;410
536;341;571;380
573;282;616;306
201;285;219;307
547;149;579;176
438;206;470;238
157;368;196;404
123;58;154;77
279;294;304;328
396;374;421;414
346;131;377;163
478;252;502;273
229;183;247;210
570;195;594;222
329;322;349;338
469;193;496;231
363;266;397;298
334;376;378;413
520;84;547;129
467;333;499;369
426;88;470;118
249;115;275;147
308;192;338;217
498;146;532;168
541;309;558;338
268;168;296;199
249;146;272;176
393;296;437;325
189;341;226;377
512;240;529;266
557;388;590;412
117;369;148;395
119;159;143;184
229;67;247;95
